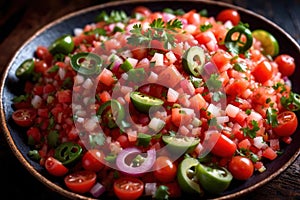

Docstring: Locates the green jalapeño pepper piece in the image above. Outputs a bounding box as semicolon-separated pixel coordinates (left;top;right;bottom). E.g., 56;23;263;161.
54;142;83;166
15;58;35;80
182;46;205;77
130;91;164;113
48;34;74;55
97;99;125;129
70;52;103;75
177;157;204;194
196;163;232;194
225;24;253;54
162;135;200;154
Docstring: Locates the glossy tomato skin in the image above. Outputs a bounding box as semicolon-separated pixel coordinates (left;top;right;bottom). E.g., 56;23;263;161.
45;156;68;176
133;6;152;16
228;156;254;180
210;132;237;158
275;54;296;77
273;111;298;137
216;9;240;25
154;156;177;183
113;177;144;200
82;149;105;172
12;108;37;127
251;60;273;83
64;170;96;194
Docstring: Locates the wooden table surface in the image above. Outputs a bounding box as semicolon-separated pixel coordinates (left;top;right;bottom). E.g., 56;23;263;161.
0;0;299;199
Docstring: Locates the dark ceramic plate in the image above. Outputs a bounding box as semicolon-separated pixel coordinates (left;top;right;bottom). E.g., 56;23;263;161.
1;0;300;199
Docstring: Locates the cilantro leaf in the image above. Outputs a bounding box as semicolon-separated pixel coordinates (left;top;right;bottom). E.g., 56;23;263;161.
233;62;247;72
95;10;128;24
89;132;106;148
266;107;278;127
206;73;222;91
200;23;213;32
240;120;259;138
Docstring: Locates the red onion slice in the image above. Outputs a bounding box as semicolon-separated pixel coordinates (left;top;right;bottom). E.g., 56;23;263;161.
116;147;156;176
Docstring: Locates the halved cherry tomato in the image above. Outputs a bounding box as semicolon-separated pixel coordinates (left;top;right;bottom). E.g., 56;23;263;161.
113;177;144;200
154;156;177;183
64;170;96;194
275;54;296;77
82;149;105;172
273;111;298;137
45;156;68;177
228;156;254;180
216;9;240;25
12;108;37;127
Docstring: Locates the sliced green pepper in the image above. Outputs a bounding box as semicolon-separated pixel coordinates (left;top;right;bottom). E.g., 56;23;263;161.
162;135;200;154
130;91;164;113
70;52;103;75
196;163;232;194
120;59;133;72
15;58;35;80
48;34;74;55
127;68;146;83
97;99;125;128
136;133;152;147
182;46;205;77
54;142;83;166
177;157;204;194
225;25;253;54
47;130;59;147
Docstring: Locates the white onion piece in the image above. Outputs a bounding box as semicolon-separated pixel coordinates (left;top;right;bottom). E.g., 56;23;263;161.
116;147;156;176
145;182;157;196
90;182;106;198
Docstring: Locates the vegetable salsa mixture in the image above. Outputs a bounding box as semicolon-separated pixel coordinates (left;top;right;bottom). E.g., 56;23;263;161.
12;6;299;199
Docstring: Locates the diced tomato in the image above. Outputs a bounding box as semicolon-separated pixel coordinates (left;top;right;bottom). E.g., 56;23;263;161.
57;90;72;103
262;147;277;160
189;93;207;111
225;78;249;96
238;138;251;150
98;68;115;86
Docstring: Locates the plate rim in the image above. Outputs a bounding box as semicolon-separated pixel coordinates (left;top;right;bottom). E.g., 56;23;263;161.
1;0;300;199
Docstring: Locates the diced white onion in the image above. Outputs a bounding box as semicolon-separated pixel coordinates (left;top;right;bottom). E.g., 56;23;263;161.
84;118;98;132
89;182;106;198
248;111;263;122
167;88;179;103
145;183;157;196
148;117;165;133
74;74;85;85
120;86;133;94
127;57;138;68
253;136;268;149
165;51;177;64
73;28;83;36
147;71;158;83
151;52;164;66
31;95;42;109
82;78;93;89
225;104;240;118
58;68;66;80
216;116;229;124
207;104;222;117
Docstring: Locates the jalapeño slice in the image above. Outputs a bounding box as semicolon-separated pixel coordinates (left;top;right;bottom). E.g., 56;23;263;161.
97;99;125;129
48;34;74;55
196;163;232;194
225;24;253;54
15;58;35;80
130;91;164;113
54;142;83;166
177;157;204;194
182;46;205;77
70;52;103;75
162;135;200;153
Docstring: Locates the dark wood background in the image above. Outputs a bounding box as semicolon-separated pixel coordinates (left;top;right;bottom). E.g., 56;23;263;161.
0;0;299;199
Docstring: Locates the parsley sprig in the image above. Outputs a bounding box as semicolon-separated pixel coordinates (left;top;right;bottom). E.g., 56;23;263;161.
127;18;183;49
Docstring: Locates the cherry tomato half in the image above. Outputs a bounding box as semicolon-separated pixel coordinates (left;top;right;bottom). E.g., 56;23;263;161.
64;170;96;194
154;156;177;183
228;156;254;180
12;108;37;127
45;156;68;177
113;177;144;200
82;149;105;172
273;111;298;137
275;54;296;77
216;9;240;26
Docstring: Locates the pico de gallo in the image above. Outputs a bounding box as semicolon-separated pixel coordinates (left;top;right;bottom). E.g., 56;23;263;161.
12;5;299;199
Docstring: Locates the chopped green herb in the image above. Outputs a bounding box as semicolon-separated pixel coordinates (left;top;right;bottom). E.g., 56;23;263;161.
12;94;29;103
89;132;106;148
95;10;128;24
212;91;225;102
233;62;247;72
206;73;222;90
200;23;213;32
154;185;170;200
266;107;278;127
240;120;259;138
163;8;185;16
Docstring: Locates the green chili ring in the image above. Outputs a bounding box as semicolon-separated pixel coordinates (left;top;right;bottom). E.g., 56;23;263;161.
15;58;35;80
48;34;75;55
97;99;125;128
54;142;83;166
70;52;103;75
292;93;300;108
225;25;253;54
